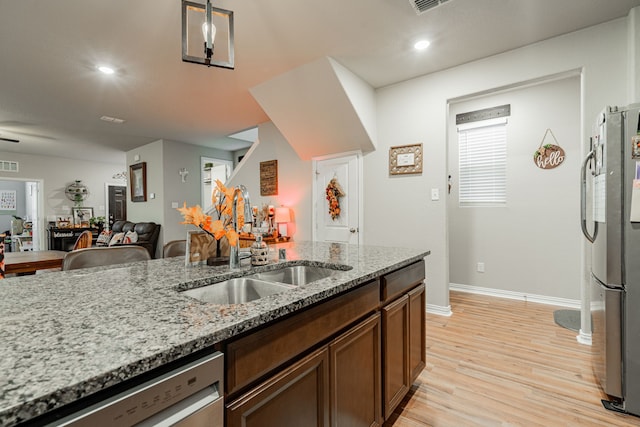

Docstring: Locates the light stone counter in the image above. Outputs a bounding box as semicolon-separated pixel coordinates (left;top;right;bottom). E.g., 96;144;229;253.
0;241;429;426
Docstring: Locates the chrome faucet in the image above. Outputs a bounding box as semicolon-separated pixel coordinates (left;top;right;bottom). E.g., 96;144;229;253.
230;185;252;269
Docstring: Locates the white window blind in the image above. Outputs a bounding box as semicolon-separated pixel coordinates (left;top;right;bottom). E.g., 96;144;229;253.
458;117;507;206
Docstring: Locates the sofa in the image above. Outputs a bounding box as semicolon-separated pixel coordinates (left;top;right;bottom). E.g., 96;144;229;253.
102;220;161;259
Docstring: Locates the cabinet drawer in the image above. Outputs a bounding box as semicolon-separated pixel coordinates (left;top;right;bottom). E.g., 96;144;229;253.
226;280;380;396
380;260;425;304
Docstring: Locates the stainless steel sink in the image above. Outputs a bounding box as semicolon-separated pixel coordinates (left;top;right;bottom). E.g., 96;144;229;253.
252;265;344;286
182;277;295;304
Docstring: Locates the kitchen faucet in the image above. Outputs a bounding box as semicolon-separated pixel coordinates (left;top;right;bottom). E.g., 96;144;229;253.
230;185;252;269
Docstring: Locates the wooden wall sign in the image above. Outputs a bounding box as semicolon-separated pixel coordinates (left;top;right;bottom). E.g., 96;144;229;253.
534;129;565;170
260;160;278;196
389;144;423;175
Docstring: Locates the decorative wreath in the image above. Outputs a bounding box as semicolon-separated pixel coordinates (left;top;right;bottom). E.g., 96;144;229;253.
325;177;345;220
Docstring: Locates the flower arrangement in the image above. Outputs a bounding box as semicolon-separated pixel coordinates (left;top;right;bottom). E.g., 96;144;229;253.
177;180;246;247
325;177;345;221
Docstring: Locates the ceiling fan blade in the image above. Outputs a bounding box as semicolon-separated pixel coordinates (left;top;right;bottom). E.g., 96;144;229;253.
0;137;19;143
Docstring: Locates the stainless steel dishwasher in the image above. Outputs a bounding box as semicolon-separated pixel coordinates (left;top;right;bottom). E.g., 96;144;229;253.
49;351;224;427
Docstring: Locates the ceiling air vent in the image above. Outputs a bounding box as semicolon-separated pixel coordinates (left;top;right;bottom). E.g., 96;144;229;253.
410;0;451;15
0;160;19;172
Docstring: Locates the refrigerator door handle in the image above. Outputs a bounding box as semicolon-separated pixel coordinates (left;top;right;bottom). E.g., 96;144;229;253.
581;150;598;243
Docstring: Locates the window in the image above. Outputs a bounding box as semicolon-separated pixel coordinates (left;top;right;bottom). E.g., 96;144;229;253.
457;117;507;206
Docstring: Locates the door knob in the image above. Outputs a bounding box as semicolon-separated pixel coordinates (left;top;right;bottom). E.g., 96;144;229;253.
349;228;358;233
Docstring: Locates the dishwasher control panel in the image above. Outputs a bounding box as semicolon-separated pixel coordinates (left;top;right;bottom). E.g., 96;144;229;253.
51;352;224;427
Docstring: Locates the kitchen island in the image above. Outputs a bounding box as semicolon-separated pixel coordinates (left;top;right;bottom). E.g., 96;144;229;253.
0;241;429;426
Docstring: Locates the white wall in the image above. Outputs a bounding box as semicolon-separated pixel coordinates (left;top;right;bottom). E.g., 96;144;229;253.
448;76;581;300
228;122;313;242
369;18;630;311
126;140;164;228
126;139;235;255
162;140;234;244
0;150;124;237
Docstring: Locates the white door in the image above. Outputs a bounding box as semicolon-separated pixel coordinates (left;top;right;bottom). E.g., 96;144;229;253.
25;182;40;250
313;153;361;244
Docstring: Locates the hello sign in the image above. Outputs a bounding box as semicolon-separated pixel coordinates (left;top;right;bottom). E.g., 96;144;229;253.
534;129;565;170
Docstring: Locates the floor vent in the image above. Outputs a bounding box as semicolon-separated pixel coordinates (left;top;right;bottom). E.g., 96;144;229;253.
410;0;451;15
0;160;19;172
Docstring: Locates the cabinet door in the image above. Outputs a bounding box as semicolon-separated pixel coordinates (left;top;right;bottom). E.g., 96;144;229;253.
408;284;426;383
330;313;381;427
226;347;330;427
382;294;409;419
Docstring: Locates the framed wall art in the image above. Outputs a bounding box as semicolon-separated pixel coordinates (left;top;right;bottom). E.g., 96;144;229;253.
389;143;423;175
0;190;16;211
72;207;93;227
130;162;147;202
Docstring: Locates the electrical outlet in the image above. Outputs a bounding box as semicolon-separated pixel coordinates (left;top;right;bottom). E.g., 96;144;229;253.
171;202;179;208
477;262;485;273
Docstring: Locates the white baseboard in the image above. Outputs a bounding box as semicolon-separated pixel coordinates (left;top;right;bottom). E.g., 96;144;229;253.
577;329;592;346
449;283;581;309
426;304;452;317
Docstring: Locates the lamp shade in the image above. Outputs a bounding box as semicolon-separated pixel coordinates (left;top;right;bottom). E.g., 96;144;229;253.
275;207;291;223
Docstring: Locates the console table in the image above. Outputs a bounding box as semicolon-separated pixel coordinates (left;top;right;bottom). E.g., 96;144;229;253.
239;234;291;248
48;227;100;251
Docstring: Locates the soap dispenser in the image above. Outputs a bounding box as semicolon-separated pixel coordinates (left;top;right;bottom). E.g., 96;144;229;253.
251;235;269;266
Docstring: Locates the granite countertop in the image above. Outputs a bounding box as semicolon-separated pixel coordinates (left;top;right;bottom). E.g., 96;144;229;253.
0;241;429;426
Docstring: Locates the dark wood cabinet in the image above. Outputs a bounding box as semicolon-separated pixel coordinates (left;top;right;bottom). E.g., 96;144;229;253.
227;314;382;427
225;281;379;396
227;347;330;427
330;313;382;427
381;283;426;418
224;260;426;426
380;260;426;419
382;294;410;418
408;284;426;383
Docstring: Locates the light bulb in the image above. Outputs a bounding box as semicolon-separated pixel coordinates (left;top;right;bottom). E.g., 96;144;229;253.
202;21;217;45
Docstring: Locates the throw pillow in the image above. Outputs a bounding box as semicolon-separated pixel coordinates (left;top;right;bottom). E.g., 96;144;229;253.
95;230;112;247
109;232;125;246
123;231;138;244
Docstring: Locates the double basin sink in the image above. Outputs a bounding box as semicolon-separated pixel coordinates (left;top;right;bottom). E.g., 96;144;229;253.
182;264;350;305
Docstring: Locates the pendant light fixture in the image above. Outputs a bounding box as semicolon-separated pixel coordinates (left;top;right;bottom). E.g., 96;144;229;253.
182;0;234;69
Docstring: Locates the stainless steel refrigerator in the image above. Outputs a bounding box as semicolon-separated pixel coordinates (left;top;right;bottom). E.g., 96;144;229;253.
581;104;640;416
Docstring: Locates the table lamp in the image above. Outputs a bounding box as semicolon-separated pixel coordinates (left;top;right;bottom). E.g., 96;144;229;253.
275;207;292;237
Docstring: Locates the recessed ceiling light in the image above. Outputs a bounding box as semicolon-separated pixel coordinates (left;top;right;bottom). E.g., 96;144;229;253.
414;40;431;50
97;65;115;75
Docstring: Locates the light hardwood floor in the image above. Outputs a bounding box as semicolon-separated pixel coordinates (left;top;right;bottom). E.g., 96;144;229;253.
385;291;640;427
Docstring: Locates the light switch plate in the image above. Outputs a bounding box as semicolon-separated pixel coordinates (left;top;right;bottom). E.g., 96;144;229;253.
431;188;440;201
